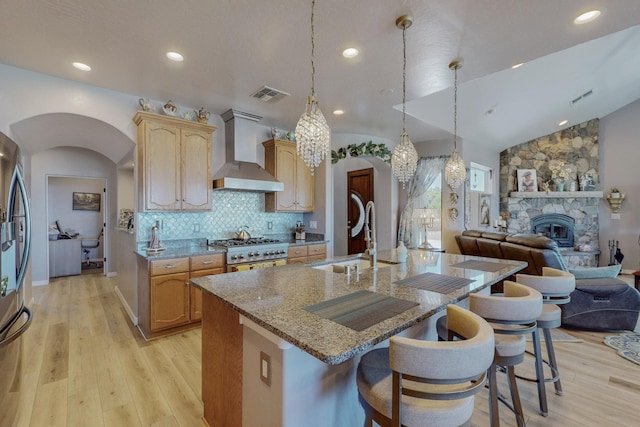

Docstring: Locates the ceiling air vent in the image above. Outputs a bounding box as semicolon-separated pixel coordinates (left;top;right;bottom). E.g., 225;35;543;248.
571;89;594;106
251;85;290;102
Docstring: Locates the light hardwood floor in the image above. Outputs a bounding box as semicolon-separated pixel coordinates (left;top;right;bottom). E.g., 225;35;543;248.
13;274;640;426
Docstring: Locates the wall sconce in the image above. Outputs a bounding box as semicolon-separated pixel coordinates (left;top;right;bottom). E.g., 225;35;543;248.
606;189;626;213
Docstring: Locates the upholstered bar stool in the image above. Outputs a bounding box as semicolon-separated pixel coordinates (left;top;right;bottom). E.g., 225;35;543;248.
469;281;543;427
356;305;495;427
516;267;576;415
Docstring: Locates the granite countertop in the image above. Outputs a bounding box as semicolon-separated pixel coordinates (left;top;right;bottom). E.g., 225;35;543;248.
190;250;527;365
135;244;225;260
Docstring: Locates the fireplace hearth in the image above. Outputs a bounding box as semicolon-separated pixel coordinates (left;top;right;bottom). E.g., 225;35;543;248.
531;213;575;247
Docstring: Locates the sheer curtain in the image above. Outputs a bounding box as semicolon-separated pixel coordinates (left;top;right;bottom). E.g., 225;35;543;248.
397;156;448;247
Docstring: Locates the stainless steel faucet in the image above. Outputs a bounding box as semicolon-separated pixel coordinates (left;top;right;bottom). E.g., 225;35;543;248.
364;201;377;269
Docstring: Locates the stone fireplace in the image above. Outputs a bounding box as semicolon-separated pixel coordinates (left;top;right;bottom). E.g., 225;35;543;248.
499;119;602;269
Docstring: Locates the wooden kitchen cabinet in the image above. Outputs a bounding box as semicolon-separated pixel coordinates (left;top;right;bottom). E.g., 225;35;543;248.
287;243;326;264
262;139;314;212
137;253;225;339
190;253;225;321
134;111;217;211
150;271;191;331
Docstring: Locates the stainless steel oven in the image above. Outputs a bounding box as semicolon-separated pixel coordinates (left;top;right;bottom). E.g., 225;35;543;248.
207;238;289;272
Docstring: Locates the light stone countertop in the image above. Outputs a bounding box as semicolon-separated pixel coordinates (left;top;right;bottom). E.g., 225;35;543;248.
190;250;527;364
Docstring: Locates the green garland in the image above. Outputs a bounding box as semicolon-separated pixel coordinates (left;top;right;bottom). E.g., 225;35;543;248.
331;141;392;164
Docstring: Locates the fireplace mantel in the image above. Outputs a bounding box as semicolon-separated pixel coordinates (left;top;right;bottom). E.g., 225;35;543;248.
509;191;603;198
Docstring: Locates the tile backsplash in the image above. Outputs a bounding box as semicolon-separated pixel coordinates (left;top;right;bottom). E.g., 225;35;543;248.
137;190;303;242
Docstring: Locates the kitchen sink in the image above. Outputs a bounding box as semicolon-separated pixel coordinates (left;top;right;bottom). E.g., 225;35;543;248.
311;258;395;272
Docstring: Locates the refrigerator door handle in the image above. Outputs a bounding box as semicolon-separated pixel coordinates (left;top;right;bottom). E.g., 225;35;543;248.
0;305;32;348
13;168;31;288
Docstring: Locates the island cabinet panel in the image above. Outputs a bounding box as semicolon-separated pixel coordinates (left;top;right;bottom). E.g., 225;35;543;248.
263;139;314;212
189;253;225;321
202;293;243;427
134;111;216;212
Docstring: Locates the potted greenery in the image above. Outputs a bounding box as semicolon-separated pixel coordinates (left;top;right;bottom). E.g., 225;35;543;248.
610;188;622;198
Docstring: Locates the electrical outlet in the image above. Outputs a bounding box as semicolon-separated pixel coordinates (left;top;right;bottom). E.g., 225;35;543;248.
309;220;317;229
267;221;273;230
194;223;200;232
260;351;271;386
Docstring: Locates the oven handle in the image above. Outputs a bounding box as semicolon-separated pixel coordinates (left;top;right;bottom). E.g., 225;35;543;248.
229;259;287;272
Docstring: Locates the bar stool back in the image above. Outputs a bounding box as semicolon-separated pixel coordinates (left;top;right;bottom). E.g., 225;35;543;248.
470;281;543;427
356;305;495;427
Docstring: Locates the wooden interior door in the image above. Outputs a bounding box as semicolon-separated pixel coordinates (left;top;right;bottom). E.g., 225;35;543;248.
347;168;374;255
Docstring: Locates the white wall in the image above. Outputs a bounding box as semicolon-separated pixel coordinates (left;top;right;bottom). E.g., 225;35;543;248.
32;147;117;283
599;98;640;269
330;134;397;257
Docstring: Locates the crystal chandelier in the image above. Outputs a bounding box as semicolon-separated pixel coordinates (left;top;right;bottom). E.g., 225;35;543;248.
295;0;330;176
444;60;467;190
391;15;418;189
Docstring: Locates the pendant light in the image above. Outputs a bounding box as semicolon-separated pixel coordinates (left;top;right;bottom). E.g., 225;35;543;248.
391;15;418;189
295;0;330;176
444;60;467;190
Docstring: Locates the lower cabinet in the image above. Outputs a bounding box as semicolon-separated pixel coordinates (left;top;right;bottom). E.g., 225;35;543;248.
150;271;190;331
287;243;326;264
138;253;225;339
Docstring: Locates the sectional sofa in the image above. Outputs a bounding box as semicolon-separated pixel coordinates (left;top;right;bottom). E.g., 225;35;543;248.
455;230;640;331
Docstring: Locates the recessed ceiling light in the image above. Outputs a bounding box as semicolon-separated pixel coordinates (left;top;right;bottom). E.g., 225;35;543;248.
558;119;569;126
333;109;345;115
512;62;524;69
342;48;359;58
72;62;91;71
574;10;601;25
166;51;184;62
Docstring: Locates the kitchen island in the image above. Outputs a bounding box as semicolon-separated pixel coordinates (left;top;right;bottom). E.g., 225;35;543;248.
190;250;527;427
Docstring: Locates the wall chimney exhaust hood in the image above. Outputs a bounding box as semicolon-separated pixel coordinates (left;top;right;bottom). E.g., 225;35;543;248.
213;109;284;192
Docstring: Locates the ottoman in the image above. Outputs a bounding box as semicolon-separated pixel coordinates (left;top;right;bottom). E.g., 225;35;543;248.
561;278;640;331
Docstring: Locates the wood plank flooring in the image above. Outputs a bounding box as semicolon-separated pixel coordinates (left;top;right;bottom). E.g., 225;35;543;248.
14;274;640;426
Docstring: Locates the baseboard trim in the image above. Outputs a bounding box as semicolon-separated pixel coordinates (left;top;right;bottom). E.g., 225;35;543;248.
107;271;117;277
32;280;49;287
114;285;138;325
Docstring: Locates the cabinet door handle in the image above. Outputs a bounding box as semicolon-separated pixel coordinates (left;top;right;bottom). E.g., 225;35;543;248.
202;260;213;265
164;265;176;269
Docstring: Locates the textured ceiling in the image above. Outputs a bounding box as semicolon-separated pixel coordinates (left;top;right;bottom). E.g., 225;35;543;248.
1;0;640;153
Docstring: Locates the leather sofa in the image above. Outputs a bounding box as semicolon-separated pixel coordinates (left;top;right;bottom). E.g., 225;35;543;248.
455;230;640;331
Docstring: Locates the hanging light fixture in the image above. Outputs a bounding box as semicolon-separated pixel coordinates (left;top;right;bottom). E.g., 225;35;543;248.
391;15;419;189
295;0;330;176
444;60;467;190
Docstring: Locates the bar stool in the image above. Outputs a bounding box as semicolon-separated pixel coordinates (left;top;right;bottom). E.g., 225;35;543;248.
469;281;543;427
356;304;495;427
516;267;576;415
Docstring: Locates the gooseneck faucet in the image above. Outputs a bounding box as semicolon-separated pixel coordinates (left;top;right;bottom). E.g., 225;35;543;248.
364;201;377;269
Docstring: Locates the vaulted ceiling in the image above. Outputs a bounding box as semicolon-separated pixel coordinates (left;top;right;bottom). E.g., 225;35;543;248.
1;0;640;153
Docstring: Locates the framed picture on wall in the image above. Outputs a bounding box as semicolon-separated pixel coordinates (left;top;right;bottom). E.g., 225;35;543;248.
517;169;537;192
479;195;490;226
73;192;101;211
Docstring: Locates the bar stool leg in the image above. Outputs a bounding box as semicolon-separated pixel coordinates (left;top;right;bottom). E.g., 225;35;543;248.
488;362;500;427
543;327;563;395
532;328;548;416
506;366;525;427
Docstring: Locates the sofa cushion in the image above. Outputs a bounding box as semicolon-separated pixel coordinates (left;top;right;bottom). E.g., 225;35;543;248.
569;264;621;279
506;234;558;250
455;235;481;256
476;238;503;258
574;278;631;295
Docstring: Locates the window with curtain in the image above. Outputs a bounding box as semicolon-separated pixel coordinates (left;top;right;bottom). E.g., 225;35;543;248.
398;156;447;249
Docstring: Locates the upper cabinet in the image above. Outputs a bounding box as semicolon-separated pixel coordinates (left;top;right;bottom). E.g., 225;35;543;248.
262;139;314;212
134;112;217;211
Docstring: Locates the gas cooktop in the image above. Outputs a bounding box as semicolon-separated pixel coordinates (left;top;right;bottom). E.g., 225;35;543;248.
207;238;281;248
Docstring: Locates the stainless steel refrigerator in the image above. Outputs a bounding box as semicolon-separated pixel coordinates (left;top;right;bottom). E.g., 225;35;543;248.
0;132;32;427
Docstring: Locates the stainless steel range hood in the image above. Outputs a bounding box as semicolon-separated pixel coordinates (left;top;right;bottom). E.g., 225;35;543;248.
213;109;284;192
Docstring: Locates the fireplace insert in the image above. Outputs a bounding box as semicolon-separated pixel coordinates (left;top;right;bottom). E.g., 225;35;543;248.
530;214;574;247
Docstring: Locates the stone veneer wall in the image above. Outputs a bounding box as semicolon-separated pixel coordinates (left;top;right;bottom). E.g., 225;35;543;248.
499;119;602;268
